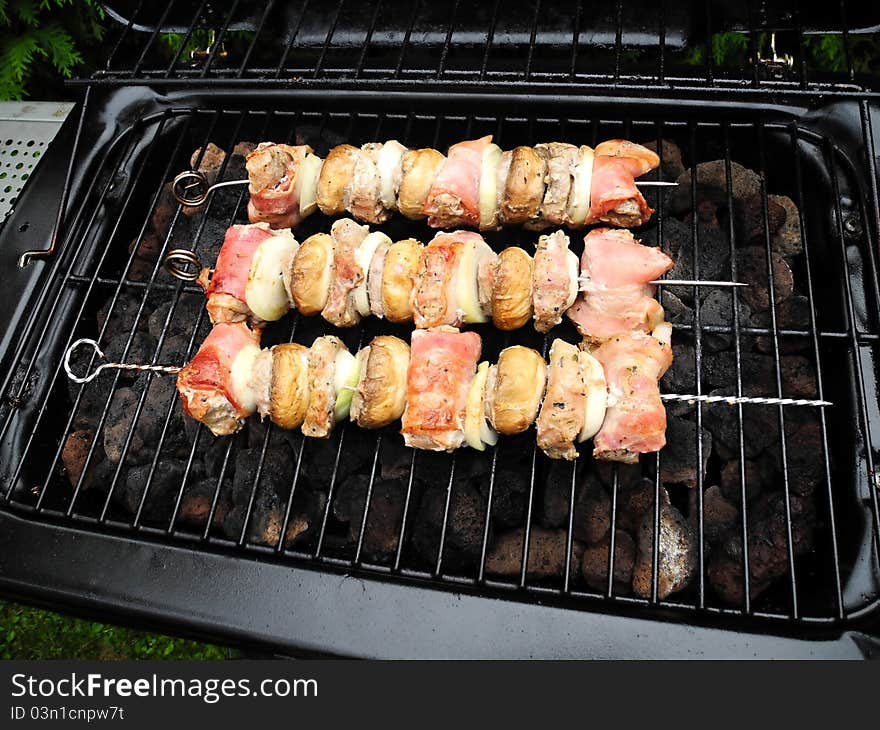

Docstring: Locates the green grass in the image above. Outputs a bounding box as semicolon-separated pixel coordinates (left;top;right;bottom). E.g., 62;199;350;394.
0;600;228;660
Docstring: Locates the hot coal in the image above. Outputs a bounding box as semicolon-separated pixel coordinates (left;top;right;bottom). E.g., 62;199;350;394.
660;415;712;488
300;435;372;490
581;530;636;594
769;195;803;258
702;485;740;542
190;143;227;186
697;289;753;353
684;199;721;229
486;527;584;582
594;461;643;492
708;492;816;605
735;247;794;312
632;489;698;599
412;480;486;570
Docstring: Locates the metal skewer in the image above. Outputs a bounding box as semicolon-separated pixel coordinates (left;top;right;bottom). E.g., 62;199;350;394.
62;338;831;408
172;169;677;208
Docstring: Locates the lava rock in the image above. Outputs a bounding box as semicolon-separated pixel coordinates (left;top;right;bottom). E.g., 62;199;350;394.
660;415;712;488
660;290;694;328
752;295;812;354
632;489;698;599
782;416;824;496
61;430;97;488
667;224;732;303
581;530;636;593
148;294;208;341
618;478;656;534
541;460;576;528
719;456;774;503
177;477;230;529
736;193;786;244
412;481;486;570
190;143;227;185
103;331;157;381
704;392;780;460
572;475;611;544
96;292;151;335
231;441;295;506
769;195;803;258
489;451;531;528
697;289;753;353
103;378;178;465
643;138;685;180
486;527;584;582
735;247;794;312
708;492;815;605
702;485;740;542
118;459;189;523
668;160;762;216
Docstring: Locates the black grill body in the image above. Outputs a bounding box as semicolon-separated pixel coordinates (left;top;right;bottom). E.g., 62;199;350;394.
1;1;880;657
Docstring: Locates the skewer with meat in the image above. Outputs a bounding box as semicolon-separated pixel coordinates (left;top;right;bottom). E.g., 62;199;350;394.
197;223;299;326
567;227;673;343
176;319;674;463
237;136;658;232
589;322;673;462
197;221;669;337
176;321;262;436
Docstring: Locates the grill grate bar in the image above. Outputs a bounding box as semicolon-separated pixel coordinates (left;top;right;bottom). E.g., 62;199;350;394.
721;122;751;615
354;0;385;80
756;120;799;618
163;0;209;78
827;132;880;568
788;123;845;618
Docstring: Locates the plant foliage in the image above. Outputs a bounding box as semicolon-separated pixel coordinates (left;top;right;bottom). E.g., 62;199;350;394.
0;0;105;100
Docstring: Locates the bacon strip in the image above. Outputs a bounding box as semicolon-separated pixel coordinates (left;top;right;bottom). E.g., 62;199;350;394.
200;223;278;325
401;327;481;451
423;136;492;228
591;327;672;463
176;322;261;436
587;155;655;227
246;143;311;229
567;228;672;342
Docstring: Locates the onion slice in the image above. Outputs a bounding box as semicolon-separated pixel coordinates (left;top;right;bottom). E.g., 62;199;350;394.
577;350;608;442
296;152;323;216
352;231;392;317
566;145;594;226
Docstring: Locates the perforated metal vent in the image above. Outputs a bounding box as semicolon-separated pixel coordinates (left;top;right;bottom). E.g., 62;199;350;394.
0;102;73;221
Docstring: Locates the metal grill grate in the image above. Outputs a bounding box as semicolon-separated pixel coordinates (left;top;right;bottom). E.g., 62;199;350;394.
1;97;879;630
82;0;880;98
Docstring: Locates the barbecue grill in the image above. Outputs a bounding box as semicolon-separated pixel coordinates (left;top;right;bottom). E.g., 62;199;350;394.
1;0;879;658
